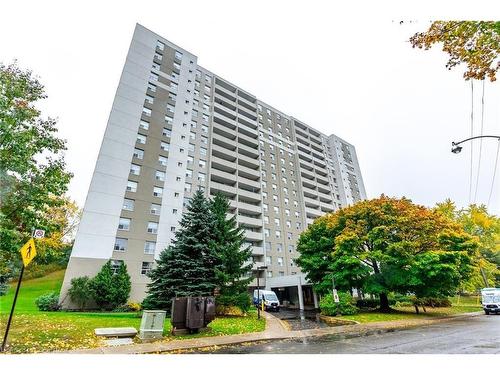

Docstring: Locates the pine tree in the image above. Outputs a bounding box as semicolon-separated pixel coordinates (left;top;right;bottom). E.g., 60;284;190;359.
89;260;131;310
210;193;253;312
143;189;217;310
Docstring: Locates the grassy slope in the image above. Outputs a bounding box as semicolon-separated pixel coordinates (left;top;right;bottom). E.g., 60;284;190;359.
0;270;265;353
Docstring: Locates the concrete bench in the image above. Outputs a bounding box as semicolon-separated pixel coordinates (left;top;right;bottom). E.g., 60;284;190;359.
94;327;138;338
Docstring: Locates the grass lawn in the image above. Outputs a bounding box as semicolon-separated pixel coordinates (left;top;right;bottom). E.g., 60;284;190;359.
338;302;483;324
0;270;265;353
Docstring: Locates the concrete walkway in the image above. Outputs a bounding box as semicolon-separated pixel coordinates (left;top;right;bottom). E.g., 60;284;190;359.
68;311;482;354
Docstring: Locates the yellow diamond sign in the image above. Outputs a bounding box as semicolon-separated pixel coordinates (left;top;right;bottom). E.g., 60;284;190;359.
20;238;37;267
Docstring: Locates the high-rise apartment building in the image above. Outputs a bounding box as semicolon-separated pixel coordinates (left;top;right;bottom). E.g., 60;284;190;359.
60;24;366;307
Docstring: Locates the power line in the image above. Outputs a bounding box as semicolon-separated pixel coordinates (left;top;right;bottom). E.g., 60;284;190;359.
487;140;500;208
468;80;474;204
473;80;485;203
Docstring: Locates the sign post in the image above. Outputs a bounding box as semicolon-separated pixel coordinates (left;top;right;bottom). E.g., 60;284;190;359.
1;237;38;352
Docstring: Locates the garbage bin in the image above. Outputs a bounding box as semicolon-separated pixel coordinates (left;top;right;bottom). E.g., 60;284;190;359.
186;296;205;332
204;296;216;326
171;297;188;333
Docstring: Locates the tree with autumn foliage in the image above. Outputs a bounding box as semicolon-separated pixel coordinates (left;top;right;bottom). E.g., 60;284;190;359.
435;200;499;291
410;21;500;81
296;196;478;312
0;62;73;292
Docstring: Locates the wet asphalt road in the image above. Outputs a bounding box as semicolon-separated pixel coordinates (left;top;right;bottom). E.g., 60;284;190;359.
202;314;500;354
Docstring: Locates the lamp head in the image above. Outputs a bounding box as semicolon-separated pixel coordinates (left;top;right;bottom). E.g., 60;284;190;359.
451;143;462;154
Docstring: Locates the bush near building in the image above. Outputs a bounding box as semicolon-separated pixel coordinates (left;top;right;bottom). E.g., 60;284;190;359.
320;292;358;316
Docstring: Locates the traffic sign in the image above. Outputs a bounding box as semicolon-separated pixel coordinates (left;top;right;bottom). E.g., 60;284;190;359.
20;239;37;267
33;229;45;239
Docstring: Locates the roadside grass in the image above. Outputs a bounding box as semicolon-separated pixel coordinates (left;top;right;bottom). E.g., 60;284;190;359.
0;270;265;353
338;302;483;324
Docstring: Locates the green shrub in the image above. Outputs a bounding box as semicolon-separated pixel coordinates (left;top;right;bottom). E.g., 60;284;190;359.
356;299;379;309
320;292;358;316
415;297;451;307
216;292;252;315
68;276;92;310
89;261;131;310
35;292;60;311
113;301;142;312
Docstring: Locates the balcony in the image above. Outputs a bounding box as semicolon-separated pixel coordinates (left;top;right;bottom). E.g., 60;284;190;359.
238;143;259;158
302;186;319;198
245;230;263;242
213;122;237;141
238;201;262;215
214;85;237;102
238;122;258;138
237;215;262;228
238;164;260;181
238;188;261;203
238;153;260;169
304;196;320;209
251;246;264;256
211;168;237;185
214;102;238;121
306;207;323;218
211;155;237;173
211;142;237;161
238;132;259;148
210;181;237;196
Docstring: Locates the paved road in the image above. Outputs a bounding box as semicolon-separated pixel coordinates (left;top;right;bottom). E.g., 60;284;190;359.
202;314;500;354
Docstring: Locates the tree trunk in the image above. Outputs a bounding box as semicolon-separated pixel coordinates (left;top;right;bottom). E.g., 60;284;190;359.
480;267;489;288
379;293;390;312
414;304;419;314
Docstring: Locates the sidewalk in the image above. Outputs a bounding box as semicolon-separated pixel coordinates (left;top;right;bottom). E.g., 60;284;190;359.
68;311;482;354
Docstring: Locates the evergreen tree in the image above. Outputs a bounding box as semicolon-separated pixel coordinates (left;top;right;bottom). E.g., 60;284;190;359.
89;260;131;310
210;193;253;312
143;189;217;310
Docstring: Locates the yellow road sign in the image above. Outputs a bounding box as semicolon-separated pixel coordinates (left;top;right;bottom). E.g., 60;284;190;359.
20;239;37;267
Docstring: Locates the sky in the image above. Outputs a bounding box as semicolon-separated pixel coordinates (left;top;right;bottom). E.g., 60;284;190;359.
1;0;499;214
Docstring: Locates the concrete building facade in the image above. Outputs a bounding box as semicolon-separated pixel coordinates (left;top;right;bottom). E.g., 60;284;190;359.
60;24;366;307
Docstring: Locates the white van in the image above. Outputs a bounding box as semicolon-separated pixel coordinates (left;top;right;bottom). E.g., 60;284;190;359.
253;290;280;312
481;288;500;315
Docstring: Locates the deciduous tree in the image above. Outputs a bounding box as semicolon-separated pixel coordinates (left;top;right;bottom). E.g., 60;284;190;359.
297;196;477;312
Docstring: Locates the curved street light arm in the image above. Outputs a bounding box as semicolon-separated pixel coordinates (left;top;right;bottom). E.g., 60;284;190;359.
452;135;500;146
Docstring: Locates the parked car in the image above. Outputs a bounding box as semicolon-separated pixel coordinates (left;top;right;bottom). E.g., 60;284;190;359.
253;290;280;312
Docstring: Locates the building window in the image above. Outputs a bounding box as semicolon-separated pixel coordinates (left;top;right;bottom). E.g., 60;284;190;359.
158;156;168;166
200;147;207;156
142;107;152;116
150;203;161;215
126;181;138;193
264;229;270;237
118;218;131;231
136;134;146;144
141;262;153;275
153;187;163;198
147;222;158;234
155;170;166;181
185;183;192;192
114;238;127;252
148;83;157;92
133;148;144;160
185;170;193;178
288;245;294;253
199;160;206;168
287;232;292;240
264;216;269;224
266;256;272;265
286;220;291;228
161;142;170;151
130;164;141;175
198;173;206;182
144;241;156;255
267;271;273;278
265;242;271;251
122;198;134;211
171;226;176;232
174;50;183;60
274;218;280;226
163;128;172;138
276;243;283;252
277;257;284;267
140;120;149;130
275;230;281;239
145;95;154;105
110;260;124;275
201;125;208;133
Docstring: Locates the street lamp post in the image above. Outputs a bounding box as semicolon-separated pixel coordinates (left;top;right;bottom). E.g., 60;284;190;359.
256;265;268;320
451;135;500;154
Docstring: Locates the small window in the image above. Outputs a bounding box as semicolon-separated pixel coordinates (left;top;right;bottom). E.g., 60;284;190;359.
155;170;166;181
158;156;168;166
136;134;146;144
141;262;153;275
150;204;161;215
110;260;124;275
133;148;144;160
153;187;163;198
147;222;158;234
130;164;141;175
118;218;131;231
126;181;137;193
140;120;149;130
142;107;152;116
144;241;156;255
114;238;127;252
163;128;172;138
161;142;170;151
174;51;183;60
123;198;134;211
